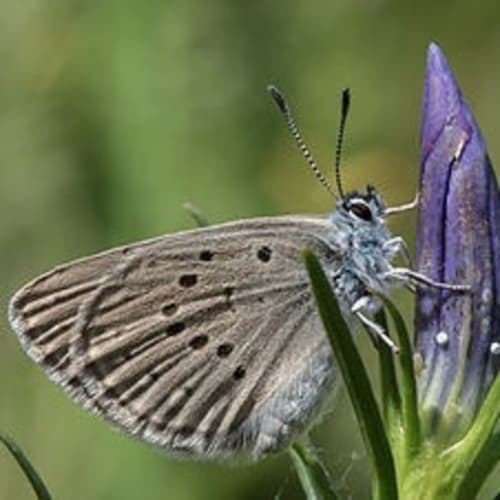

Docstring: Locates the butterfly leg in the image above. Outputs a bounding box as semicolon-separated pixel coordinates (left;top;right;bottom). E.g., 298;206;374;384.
384;267;470;292
354;310;399;353
383;236;412;267
351;297;399;353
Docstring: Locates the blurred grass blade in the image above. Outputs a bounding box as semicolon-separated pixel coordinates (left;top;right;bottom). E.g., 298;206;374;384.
302;249;398;500
381;297;421;459
183;202;210;227
374;309;402;434
0;432;52;500
289;440;338;500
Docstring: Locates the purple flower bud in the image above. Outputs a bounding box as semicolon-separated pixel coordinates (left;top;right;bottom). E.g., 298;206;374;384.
415;43;500;432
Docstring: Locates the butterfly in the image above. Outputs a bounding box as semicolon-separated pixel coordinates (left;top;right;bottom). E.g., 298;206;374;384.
8;86;456;460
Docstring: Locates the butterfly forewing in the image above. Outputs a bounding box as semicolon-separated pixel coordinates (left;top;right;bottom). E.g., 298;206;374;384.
9;215;339;458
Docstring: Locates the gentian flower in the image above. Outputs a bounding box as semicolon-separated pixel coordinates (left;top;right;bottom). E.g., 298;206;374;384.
415;43;500;438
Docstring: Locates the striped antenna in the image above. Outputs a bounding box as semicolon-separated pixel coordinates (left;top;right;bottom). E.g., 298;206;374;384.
267;85;338;200
334;88;350;200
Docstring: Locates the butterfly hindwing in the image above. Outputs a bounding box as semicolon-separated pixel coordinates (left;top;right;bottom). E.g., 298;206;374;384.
9;215;339;457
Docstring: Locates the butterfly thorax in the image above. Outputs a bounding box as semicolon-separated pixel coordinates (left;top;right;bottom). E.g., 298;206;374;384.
326;188;397;313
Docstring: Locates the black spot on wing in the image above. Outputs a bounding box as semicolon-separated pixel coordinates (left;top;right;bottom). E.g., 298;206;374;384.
257;246;272;263
179;274;197;288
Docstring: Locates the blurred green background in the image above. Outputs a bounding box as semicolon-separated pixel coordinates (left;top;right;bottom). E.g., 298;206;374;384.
1;2;499;499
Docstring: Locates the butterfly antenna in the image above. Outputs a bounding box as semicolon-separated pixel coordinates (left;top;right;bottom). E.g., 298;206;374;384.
335;88;350;200
267;85;338;200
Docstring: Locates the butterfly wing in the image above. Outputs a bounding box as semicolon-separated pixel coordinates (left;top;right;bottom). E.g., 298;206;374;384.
9;215;340;458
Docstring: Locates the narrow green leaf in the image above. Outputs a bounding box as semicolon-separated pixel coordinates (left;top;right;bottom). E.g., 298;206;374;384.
0;432;52;500
451;374;500;496
183;202;210;227
374;310;402;433
302;249;398;500
289;440;338;500
381;297;421;459
456;430;500;500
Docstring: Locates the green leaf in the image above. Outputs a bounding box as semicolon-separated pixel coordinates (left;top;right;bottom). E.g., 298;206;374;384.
452;375;500;499
381;297;421;460
302;249;398;500
374;310;402;438
0;432;52;500
289;439;338;500
456;430;500;500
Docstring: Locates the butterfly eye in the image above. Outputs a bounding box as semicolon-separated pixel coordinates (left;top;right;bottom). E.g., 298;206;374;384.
350;202;373;221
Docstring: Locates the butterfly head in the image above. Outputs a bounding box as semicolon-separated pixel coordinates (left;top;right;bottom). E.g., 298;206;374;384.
338;184;387;224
